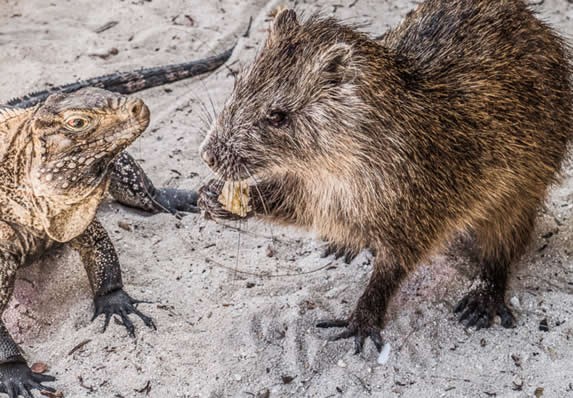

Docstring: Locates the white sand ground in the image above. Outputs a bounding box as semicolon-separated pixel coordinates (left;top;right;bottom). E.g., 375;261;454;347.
0;0;572;397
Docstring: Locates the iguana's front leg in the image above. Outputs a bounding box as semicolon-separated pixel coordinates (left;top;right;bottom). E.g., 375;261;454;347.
69;219;156;337
0;253;56;397
109;151;199;215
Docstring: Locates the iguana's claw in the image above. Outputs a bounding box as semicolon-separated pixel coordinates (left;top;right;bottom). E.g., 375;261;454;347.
92;289;156;337
0;362;56;398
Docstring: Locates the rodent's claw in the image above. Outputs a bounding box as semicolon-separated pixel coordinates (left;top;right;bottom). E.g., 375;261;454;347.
0;362;56;398
321;243;358;264
198;180;244;221
92;289;156;338
317;318;384;354
454;289;515;329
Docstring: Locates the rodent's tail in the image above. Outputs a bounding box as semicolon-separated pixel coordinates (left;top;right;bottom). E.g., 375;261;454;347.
7;45;235;109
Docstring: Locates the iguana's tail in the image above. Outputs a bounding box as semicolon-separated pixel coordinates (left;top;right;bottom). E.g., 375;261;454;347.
8;45;235;108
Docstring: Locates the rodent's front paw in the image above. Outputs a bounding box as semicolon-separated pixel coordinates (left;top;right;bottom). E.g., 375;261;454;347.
198;180;245;221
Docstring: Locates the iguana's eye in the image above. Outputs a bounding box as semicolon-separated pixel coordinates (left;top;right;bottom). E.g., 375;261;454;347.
64;116;91;131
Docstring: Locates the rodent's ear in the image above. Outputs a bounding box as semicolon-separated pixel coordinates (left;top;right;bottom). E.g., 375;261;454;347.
317;42;353;81
269;8;299;42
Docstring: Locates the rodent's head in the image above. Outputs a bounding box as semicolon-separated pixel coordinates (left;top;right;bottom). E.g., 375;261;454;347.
28;87;149;202
200;10;372;180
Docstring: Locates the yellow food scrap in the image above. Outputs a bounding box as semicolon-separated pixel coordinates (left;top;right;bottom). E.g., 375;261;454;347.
269;4;288;18
218;181;251;217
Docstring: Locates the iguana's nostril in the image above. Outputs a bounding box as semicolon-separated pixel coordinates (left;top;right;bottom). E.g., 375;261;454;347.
129;100;144;116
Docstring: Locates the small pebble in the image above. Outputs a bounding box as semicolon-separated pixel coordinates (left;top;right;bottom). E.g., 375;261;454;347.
511;353;522;367
539;318;549;332
377;343;392;365
281;375;294;384
118;221;132;231
510;296;520;308
234;374;242;381
256;389;270;398
337;359;347;368
30;362;49;373
512;376;523;391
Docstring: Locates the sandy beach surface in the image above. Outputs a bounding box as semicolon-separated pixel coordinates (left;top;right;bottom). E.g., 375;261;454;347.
0;0;572;397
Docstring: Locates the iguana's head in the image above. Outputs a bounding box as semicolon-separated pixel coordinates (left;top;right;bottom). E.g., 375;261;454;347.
28;87;149;202
21;87;150;242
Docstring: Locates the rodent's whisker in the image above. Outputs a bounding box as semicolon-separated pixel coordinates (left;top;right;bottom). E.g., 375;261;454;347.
199;80;218;122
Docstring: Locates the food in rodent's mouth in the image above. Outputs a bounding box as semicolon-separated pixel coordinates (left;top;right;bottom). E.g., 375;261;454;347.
218;181;251;217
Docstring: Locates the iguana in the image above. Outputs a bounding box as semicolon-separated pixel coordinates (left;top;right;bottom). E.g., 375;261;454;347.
0;87;153;396
7;46;235;216
0;47;234;397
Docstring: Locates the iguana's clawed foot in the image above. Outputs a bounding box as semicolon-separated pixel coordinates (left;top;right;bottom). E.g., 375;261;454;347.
321;243;358;264
0;362;55;398
92;289;156;337
153;188;200;215
454;288;515;329
317;317;384;354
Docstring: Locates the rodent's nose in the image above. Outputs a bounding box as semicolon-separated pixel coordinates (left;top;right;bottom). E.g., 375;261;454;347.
201;149;217;168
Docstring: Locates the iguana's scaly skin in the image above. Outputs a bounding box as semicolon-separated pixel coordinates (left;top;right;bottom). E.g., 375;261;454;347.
0;88;152;397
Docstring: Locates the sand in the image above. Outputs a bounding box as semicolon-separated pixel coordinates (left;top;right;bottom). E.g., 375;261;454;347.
0;0;572;397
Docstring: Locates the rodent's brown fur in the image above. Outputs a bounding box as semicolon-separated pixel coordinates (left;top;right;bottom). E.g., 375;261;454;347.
199;0;573;352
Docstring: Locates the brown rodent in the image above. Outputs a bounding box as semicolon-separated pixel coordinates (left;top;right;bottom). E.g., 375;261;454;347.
198;0;573;354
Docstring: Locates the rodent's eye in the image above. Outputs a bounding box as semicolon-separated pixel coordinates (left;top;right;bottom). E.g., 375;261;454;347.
64;115;91;132
267;111;288;128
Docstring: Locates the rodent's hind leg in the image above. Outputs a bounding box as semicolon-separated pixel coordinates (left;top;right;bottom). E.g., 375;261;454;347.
454;261;515;329
455;205;536;329
317;261;406;354
109;151;199;215
454;281;515;329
